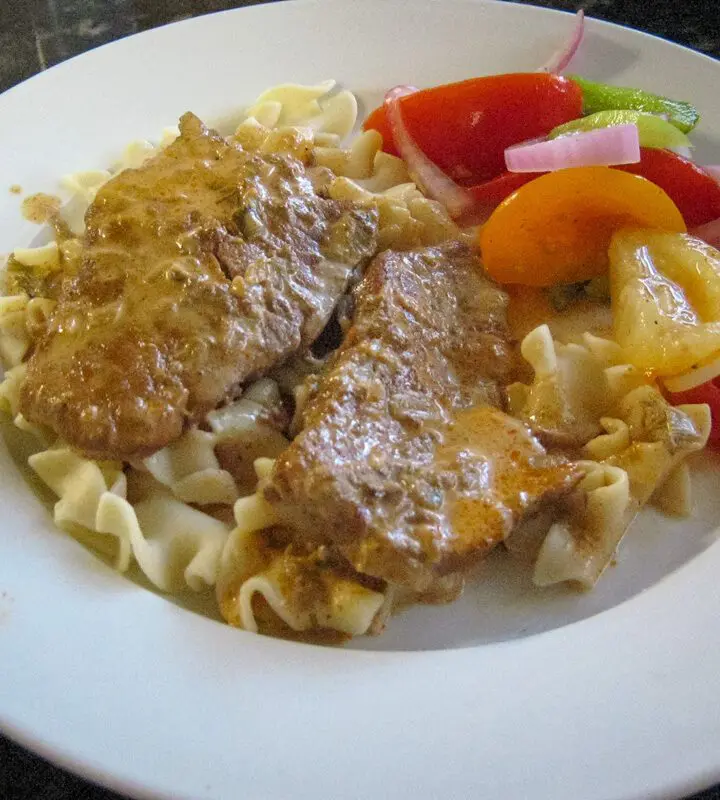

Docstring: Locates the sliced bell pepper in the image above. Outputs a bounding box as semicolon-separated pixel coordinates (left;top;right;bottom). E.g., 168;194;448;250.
549;110;691;151
464;148;720;229
569;75;700;134
363;73;582;186
466;171;541;209
479;167;686;286
616;148;720;228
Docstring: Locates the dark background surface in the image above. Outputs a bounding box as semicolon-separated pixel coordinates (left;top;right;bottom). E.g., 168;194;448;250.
0;0;718;798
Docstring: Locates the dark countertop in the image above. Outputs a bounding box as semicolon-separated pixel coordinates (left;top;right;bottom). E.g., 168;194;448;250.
0;1;718;798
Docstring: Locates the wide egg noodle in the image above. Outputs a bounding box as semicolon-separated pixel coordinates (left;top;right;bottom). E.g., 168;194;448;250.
140;376;292;508
143;428;239;507
234;83;464;251
533;462;633;589
29;446;132;571
0;294;57;370
326;175;462;251
602;392;710;507
313;129;384;180
244;80;358;139
507;324;649;448
28;445;232;592
507;325;711;588
651;461;693;517
96;489;229;593
0;295;31;367
533;389;711;588
233;538;386;638
0;363;28;417
206;379;291;493
217;459;386;638
60;170;112;202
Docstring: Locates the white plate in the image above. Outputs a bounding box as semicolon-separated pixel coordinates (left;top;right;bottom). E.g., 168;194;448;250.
1;1;720;798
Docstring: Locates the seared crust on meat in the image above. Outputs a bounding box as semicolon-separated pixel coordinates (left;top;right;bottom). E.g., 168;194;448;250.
265;243;582;592
20;113;378;459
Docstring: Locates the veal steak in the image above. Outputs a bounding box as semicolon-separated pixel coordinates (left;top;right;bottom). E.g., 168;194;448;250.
20;113;378;459
265;243;582;592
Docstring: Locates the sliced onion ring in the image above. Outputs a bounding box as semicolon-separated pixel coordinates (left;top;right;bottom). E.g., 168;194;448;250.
690;217;720;249
538;9;585;74
505;124;641;172
384;86;492;226
664;352;720;393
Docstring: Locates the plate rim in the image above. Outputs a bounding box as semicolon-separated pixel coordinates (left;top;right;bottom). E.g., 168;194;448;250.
1;2;719;799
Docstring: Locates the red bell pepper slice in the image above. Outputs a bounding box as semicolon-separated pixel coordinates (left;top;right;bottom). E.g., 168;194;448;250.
363;73;583;186
467;171;541;208
616;148;720;228
465;148;720;228
667;379;720;448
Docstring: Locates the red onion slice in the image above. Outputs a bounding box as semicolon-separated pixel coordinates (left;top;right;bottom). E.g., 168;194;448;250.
384;86;487;224
539;9;585;74
690;217;720;249
505;124;640;172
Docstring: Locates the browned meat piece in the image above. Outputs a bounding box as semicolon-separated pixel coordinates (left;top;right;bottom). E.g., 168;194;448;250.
20;113;378;459
264;243;582;593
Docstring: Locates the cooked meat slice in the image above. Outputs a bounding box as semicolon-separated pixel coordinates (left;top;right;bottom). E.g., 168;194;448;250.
264;243;582;592
19;113;378;459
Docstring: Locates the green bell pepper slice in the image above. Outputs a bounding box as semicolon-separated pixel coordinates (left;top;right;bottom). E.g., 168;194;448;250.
569;76;700;134
549;109;692;150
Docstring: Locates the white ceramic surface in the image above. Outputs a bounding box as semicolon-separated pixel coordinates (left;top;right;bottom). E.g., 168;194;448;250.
1;1;719;798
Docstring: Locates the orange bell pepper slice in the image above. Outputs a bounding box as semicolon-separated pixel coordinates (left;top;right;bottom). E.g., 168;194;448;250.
479;167;686;287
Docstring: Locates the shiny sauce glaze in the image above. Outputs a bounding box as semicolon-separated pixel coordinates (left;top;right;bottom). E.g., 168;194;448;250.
441;405;579;559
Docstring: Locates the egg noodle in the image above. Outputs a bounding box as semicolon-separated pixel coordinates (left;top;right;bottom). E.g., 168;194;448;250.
0;82;710;641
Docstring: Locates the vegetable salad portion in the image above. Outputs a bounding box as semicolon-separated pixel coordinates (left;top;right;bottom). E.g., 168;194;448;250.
361;10;720;449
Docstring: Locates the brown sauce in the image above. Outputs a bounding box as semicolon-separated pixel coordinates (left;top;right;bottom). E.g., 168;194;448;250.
441;406;578;555
507;285;612;343
251;595;348;646
21;192;62;224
